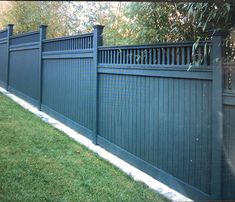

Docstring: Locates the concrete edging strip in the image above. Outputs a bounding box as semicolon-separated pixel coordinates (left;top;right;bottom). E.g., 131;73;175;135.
0;87;192;202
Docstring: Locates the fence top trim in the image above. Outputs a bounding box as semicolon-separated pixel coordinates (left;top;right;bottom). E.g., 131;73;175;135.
98;40;212;50
10;31;39;39
43;32;93;43
0;29;7;33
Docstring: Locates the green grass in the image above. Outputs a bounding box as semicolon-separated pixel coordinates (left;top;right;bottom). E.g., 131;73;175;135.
0;93;168;202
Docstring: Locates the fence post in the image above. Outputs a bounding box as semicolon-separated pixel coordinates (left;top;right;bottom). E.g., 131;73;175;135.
38;25;47;110
6;24;14;91
211;30;228;200
93;25;104;145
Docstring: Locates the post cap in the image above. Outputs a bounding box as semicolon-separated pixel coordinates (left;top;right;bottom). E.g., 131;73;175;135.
40;24;48;28
7;24;14;27
93;25;104;29
210;29;229;38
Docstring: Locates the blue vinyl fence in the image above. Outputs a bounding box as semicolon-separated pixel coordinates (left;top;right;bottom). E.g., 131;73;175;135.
0;24;234;201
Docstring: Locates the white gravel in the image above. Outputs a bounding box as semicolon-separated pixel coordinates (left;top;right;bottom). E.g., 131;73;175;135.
0;86;192;202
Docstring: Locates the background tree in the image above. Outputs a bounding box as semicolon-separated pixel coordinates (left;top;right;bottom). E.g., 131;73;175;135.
0;1;234;47
0;1;71;38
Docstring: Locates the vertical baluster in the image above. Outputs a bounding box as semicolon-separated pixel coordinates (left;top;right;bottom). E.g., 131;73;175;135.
120;49;123;64
158;48;161;64
204;43;209;66
148;48;153;65
137;49;140;64
128;49;130;64
90;36;92;48
68;39;71;50
171;47;175;65
71;39;74;50
130;49;133;64
74;38;76;49
162;48;165;65
145;49;148;64
198;46;202;65
140;49;144;64
78;38;80;49
176;47;180;65
87;37;90;48
107;50;110;64
117;49;120;64
111;50;113;64
133;49;136;65
187;47;191;64
103;50;108;64
181;47;185;65
123;49;126;64
167;48;170;65
115;50;117;64
99;50;101;63
153;48;156;64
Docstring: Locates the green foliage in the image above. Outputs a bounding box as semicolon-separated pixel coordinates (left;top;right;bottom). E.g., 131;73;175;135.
0;2;234;45
0;1;71;38
0;93;168;202
105;2;234;45
67;2;111;34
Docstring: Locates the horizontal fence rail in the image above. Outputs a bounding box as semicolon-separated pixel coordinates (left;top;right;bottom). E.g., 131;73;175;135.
0;24;234;201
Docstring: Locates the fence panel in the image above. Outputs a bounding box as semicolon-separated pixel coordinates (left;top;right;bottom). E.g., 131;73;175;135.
98;72;212;193
0;40;8;87
41;34;94;139
222;104;235;199
222;59;235;199
97;43;213;199
8;31;40;105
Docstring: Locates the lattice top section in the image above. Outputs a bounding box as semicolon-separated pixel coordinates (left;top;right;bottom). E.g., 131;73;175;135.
98;42;212;67
43;33;93;52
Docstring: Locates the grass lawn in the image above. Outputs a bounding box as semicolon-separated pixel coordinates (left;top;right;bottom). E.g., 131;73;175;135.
0;93;168;202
